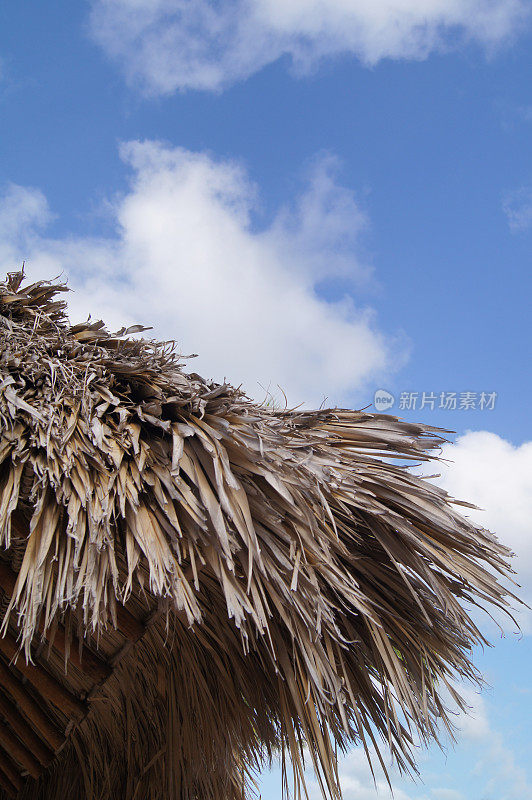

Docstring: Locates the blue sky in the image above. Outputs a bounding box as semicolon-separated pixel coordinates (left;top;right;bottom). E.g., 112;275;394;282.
1;2;531;799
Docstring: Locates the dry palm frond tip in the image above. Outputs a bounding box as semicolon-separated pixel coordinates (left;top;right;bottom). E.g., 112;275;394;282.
0;271;519;800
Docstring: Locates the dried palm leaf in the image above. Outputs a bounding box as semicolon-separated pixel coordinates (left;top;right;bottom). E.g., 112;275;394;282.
0;271;519;800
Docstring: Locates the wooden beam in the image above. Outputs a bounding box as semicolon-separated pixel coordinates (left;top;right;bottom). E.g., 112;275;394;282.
0;692;53;766
0;633;87;719
0;750;22;793
0;560;111;685
0;718;41;779
0;659;65;751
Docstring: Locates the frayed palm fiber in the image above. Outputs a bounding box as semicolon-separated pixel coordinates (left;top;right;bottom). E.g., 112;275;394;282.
0;272;515;800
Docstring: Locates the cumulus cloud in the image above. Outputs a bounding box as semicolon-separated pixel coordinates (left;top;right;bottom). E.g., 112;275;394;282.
329;747;416;800
294;432;532;800
430;790;464;800
461;684;532;800
451;683;490;741
503;186;532;231
3;167;528;798
88;0;529;94
302;682;530;800
0;140;401;405
0;184;51;243
432;431;532;630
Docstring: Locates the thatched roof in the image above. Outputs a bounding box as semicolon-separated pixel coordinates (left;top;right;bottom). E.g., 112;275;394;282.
0;271;517;800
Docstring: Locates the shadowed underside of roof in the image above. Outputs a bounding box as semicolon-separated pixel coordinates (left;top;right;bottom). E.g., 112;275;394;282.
0;271;518;800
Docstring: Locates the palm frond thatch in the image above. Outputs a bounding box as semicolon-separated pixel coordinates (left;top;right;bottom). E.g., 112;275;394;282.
0;271;516;800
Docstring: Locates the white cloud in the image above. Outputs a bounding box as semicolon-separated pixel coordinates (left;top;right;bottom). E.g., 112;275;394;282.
431;432;532;631
260;431;531;795
336;750;415;800
89;0;530;94
0;183;51;243
451;683;490;741
310;682;531;800
0;140;401;406
468;701;532;800
305;743;423;800
503;186;532;231
430;790;463;800
289;432;532;800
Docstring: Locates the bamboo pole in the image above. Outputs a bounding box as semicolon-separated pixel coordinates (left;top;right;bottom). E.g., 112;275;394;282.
0;767;17;799
0;717;41;778
0;691;53;766
0;633;87;719
0;659;65;751
0;750;22;793
115;604;145;642
0;560;15;594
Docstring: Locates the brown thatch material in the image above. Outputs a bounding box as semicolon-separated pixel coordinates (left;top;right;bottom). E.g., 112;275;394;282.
0;271;517;800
